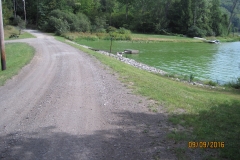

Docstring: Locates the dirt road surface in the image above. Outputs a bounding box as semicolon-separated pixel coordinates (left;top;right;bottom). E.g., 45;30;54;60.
0;30;176;160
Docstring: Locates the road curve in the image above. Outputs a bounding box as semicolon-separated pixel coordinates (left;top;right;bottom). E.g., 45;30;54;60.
0;30;175;160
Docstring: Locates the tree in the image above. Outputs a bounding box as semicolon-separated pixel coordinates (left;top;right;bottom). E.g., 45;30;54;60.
211;0;222;36
13;0;16;18
116;0;135;20
2;0;12;25
23;0;26;24
180;0;193;33
226;0;240;34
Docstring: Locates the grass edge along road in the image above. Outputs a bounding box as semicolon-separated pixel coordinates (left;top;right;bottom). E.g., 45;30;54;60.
4;25;35;40
0;43;35;86
56;36;240;159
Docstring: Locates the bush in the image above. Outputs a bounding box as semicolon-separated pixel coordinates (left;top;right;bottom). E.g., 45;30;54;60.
48;16;70;35
76;13;91;32
189;73;194;82
187;26;207;37
226;78;240;89
13;16;22;25
106;26;117;33
12;16;26;35
43;10;91;34
117;27;131;34
204;80;218;86
91;16;107;33
108;27;132;40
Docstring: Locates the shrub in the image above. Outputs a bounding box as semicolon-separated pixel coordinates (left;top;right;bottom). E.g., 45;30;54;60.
226;78;240;89
76;13;91;32
48;16;70;35
12;16;26;35
189;73;194;82
117;27;131;34
204;80;218;86
43;10;91;34
206;29;215;36
106;26;117;33
91;16;107;33
109;27;132;40
187;26;207;37
13;16;22;25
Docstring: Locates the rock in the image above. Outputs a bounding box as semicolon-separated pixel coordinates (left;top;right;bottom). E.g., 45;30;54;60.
124;49;139;54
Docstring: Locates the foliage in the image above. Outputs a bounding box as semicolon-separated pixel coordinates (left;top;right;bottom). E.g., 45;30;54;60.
9;0;240;36
64;27;132;41
91;16;107;33
48;16;70;35
12;16;26;35
187;26;207;37
12;16;22;26
204;80;218;86
2;1;12;25
189;73;194;82
225;78;240;89
43;10;90;35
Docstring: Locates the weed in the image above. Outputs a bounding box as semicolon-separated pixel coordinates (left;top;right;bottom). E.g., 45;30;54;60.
148;105;158;113
189;73;194;82
225;77;240;89
204;80;218;86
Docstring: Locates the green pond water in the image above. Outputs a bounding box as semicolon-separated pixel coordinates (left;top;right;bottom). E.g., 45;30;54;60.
76;39;240;83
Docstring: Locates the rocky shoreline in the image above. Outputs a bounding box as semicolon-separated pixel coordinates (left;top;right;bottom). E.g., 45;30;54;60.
66;40;166;75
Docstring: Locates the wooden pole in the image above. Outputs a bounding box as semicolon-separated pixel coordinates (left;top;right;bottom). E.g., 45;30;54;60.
110;37;113;53
0;0;6;70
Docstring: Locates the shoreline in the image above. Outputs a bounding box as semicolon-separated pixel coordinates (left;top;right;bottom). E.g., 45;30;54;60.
65;39;225;89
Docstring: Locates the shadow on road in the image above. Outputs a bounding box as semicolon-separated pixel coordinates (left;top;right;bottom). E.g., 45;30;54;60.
0;111;176;160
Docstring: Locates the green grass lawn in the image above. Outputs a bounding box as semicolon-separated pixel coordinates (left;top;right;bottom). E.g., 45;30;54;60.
0;43;35;86
56;36;240;159
132;33;202;42
4;25;35;40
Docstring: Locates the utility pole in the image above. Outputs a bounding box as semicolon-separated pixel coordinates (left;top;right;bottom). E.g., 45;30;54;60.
0;0;6;70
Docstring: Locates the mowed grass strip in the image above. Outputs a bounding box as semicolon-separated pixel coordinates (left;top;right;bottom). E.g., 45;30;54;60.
132;33;202;42
56;36;240;159
0;43;35;86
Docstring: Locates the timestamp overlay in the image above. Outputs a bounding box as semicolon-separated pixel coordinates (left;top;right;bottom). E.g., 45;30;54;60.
188;142;225;148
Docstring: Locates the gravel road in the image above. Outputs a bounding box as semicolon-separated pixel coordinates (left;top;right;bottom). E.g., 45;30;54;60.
0;30;176;160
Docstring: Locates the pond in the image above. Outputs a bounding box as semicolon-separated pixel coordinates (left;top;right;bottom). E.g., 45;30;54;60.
76;39;240;83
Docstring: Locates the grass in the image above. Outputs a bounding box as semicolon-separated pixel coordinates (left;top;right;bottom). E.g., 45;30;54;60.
4;25;35;40
55;36;240;159
0;43;35;86
132;33;203;42
215;35;240;42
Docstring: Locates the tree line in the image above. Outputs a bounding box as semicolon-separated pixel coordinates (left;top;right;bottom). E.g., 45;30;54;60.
2;0;240;37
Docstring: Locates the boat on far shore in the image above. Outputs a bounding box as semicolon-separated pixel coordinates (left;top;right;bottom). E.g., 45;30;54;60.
194;37;220;44
206;40;220;44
